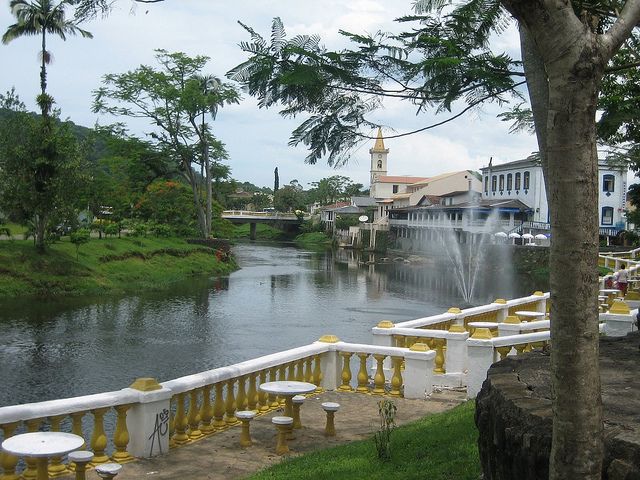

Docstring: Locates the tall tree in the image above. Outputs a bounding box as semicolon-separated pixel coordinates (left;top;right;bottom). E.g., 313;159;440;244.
93;50;240;238
229;4;640;478
2;0;93;116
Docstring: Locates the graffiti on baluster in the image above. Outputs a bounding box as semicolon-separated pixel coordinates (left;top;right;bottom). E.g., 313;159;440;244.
149;408;169;456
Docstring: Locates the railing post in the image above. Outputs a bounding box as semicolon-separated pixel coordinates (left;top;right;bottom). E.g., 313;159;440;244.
125;378;173;458
317;336;341;391
403;344;436;399
466;332;496;399
602;304;637;337
492;299;508;322
533;291;546;312
444;327;470;386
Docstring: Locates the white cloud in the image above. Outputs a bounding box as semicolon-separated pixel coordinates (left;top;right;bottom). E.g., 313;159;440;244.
0;0;534;189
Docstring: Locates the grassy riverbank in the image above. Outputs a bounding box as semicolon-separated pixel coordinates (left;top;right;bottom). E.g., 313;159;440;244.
232;224;333;248
249;401;480;480
0;237;236;299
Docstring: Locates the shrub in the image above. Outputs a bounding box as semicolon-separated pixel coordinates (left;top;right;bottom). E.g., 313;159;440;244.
373;399;397;461
70;229;91;260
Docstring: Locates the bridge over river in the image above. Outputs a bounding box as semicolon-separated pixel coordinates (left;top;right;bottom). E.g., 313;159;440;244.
221;210;311;239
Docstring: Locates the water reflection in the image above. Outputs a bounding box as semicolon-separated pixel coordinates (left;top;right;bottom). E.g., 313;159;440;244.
0;242;542;407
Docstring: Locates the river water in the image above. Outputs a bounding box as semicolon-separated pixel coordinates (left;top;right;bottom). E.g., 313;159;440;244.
0;242;534;407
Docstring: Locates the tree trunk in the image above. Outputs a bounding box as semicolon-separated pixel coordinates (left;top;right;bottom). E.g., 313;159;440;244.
40;29;47;98
205;145;212;238
35;214;47;253
182;160;208;238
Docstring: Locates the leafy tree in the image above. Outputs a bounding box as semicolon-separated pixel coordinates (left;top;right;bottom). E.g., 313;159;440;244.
93;49;240;238
273;184;305;212
229;4;640;478
308;175;361;205
134;179;196;233
0;98;87;251
70;228;90;259
274;166;279;193
2;0;93;116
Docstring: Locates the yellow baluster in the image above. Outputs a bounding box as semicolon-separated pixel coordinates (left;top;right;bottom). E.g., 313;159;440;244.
390;357;403;397
247;373;258;411
225;379;238;424
112;404;133;463
212;383;226;429
313;355;323;392
304;357;313;383
172;393;190;445
236;376;248;412
187;388;203;441
434;339;446;374
524;343;533;352
0;422;20;480
295;359;304;382
338;352;353;391
268;367;279;409
258;370;269;412
278;365;287;405
21;418;41;480
199;385;214;435
287;362;295;381
66;412;86;472
496;346;511;360
90;408;110;465
48;415;68;477
356;353;370;393
168;398;176;448
372;354;386;395
515;344;527;355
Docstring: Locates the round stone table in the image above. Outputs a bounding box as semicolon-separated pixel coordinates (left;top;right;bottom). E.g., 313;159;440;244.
2;432;84;480
259;381;316;417
514;311;546;322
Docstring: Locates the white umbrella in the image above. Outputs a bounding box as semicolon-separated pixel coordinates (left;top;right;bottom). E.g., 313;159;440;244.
494;232;508;238
522;233;534;240
508;232;521;239
534;234;547;240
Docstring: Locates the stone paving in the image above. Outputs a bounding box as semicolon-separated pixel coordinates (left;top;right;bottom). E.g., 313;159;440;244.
69;389;467;480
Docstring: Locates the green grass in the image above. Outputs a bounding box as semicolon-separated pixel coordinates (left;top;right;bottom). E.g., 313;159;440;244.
294;232;332;249
249;401;480;480
0;236;237;299
1;222;27;236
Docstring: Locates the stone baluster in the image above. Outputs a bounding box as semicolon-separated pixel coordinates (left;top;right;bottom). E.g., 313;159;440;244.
21;418;41;479
0;422;20;480
496;346;511;360
268;367;279;409
356;353;370;393
287;362;295;381
212;383;226;429
47;415;68;477
225;379;238;424
278;365;287;405
168;398;176;448
390;356;403;397
112;404;133;463
258;370;269;412
172;393;190;445
65;411;85;472
247;373;258;411
372;354;386;395
433;339;446;374
90;408;110;464
236;376;248;412
313;355;323;392
187;388;203;441
515;344;527;355
199;385;214;435
304;357;313;383
295;359;305;382
338;352;353;391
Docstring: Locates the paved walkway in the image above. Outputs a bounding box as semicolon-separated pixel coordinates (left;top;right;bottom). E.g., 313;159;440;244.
70;389;467;480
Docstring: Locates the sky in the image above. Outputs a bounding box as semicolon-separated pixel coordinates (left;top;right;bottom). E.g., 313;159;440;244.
0;0;540;190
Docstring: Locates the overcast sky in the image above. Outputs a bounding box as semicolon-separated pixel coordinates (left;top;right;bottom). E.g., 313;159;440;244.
1;0;539;189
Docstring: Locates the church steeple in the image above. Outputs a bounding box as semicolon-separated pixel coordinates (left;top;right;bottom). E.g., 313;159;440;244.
370;127;389;191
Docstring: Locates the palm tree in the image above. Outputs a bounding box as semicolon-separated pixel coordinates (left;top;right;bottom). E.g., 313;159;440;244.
2;0;93;115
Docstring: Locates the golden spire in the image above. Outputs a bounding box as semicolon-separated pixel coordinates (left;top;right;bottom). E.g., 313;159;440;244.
370;127;389;154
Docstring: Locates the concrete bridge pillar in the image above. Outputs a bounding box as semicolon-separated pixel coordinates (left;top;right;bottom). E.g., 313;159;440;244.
249;223;257;240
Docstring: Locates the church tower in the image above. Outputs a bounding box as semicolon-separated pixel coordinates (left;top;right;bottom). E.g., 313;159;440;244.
369;127;389;188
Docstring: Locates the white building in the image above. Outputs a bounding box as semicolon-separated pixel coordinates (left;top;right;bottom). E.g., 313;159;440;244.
481;156;627;234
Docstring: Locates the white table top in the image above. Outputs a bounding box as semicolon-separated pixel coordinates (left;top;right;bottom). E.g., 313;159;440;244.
514;311;545;318
2;432;84;458
259;381;316;396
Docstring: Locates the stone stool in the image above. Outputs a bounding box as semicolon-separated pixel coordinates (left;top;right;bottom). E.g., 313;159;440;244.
68;451;93;480
292;395;305;429
95;463;122;479
321;402;340;437
272;416;293;455
236;410;257;447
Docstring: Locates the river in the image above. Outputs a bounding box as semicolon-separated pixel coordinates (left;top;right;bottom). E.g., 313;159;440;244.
0;242;533;407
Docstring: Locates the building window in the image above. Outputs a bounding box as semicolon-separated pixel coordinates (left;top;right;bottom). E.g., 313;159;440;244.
523;171;530;190
602;207;614;225
507;173;513;191
603;174;615;193
491;175;497;192
392;185;399;194
484;176;488;194
515;172;521;190
377;160;382;169
499;175;504;191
